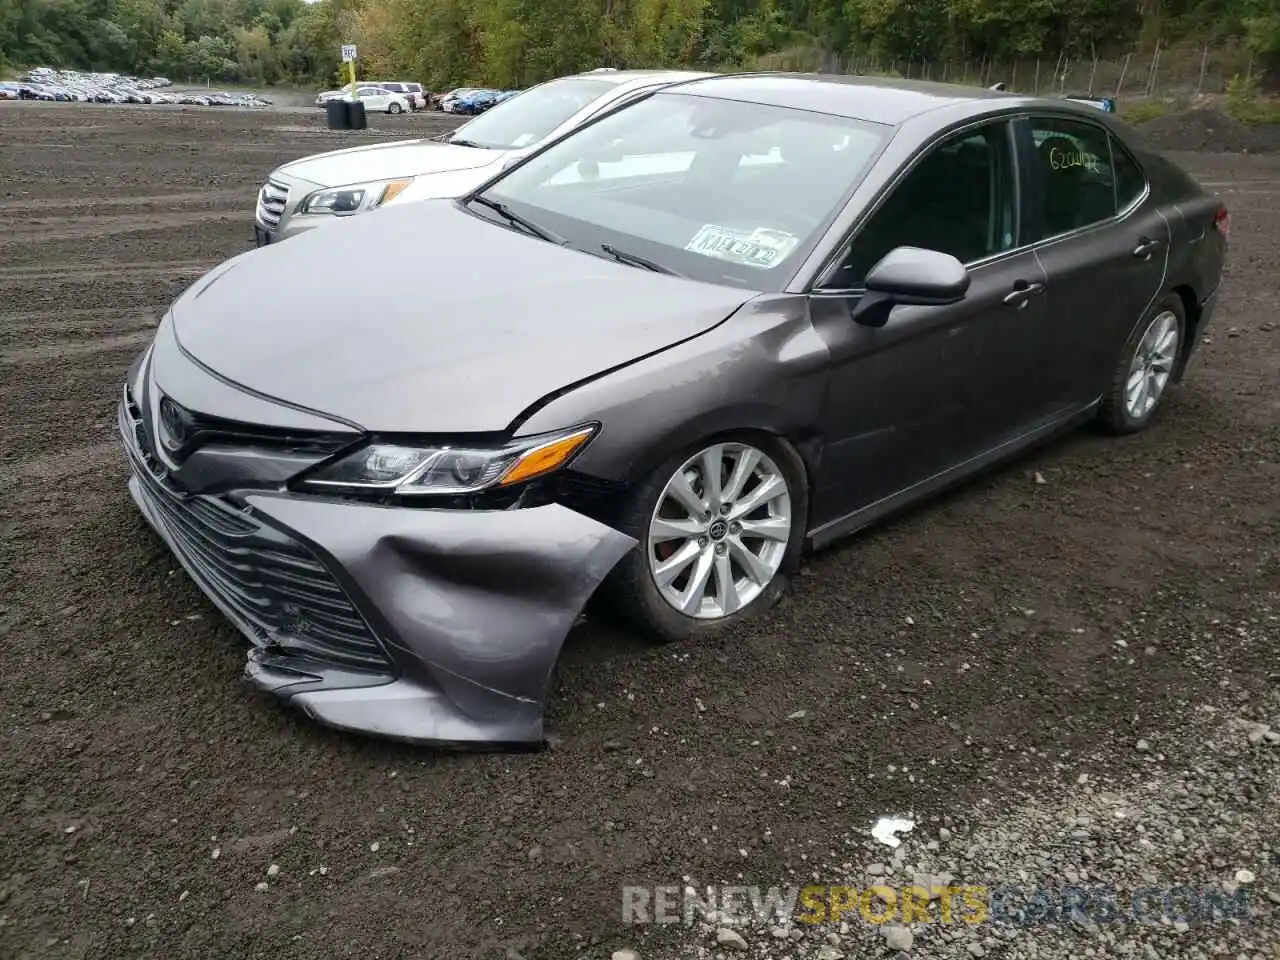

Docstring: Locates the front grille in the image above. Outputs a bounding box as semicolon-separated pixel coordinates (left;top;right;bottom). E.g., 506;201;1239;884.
121;389;389;672
155;394;353;465
256;178;289;228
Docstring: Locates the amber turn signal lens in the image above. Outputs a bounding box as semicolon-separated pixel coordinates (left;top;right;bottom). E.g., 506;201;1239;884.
498;428;595;487
379;179;413;205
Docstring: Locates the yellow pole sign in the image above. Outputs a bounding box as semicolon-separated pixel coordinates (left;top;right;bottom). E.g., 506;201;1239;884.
340;44;357;101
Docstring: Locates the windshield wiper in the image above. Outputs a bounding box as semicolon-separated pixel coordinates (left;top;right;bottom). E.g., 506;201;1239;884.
467;195;566;245
448;137;490;149
599;243;683;277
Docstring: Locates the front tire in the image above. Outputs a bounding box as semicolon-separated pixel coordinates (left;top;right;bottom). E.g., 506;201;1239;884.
388;102;402;114
1098;294;1185;434
604;435;808;643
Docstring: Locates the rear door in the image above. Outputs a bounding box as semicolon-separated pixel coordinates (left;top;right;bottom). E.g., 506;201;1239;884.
1016;114;1170;407
809;117;1053;522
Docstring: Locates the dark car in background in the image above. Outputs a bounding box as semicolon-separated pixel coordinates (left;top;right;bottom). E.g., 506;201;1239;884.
119;73;1226;748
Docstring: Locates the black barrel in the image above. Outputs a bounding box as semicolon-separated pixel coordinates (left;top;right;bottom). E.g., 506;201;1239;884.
325;97;351;130
346;99;367;129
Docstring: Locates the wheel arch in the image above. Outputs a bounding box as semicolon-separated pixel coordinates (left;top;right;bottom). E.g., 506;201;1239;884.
608;408;824;517
1169;283;1200;382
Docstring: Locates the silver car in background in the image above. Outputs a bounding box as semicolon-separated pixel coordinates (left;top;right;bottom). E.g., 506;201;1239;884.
253;68;711;246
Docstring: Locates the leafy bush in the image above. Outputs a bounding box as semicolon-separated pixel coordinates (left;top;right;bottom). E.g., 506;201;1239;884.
1225;72;1280;124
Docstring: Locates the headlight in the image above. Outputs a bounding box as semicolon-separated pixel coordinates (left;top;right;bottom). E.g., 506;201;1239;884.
298;178;415;216
299;424;597;496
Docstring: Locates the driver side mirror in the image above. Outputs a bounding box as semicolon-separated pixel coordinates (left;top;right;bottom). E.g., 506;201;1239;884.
849;246;970;328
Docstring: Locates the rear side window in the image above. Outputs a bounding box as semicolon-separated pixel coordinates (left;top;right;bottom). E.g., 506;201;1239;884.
1027;117;1117;238
1111;136;1146;211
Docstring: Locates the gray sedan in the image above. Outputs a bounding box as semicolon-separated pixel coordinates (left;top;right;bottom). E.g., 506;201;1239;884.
119;73;1228;747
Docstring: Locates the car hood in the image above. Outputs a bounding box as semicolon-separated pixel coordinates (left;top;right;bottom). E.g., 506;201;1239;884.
169;200;754;433
276;139;504;188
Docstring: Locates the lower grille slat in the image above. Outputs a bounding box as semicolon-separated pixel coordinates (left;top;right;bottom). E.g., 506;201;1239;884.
160;506;356;627
121;389;388;672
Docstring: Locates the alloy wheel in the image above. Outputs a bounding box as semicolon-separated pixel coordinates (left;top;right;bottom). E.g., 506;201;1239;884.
647;442;792;619
1125;309;1180;420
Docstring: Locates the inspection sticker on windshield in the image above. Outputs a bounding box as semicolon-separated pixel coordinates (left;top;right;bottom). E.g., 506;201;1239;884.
685;224;799;269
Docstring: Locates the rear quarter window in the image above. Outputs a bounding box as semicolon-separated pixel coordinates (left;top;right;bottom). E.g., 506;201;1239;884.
1110;135;1147;211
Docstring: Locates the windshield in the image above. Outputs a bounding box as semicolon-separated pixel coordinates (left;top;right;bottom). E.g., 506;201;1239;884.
448;77;618;150
476;92;890;290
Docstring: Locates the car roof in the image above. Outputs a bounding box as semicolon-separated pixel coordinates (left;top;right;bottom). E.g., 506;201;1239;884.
565;68;716;89
657;72;1027;126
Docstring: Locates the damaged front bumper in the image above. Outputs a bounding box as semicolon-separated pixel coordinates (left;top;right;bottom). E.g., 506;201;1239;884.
118;384;636;747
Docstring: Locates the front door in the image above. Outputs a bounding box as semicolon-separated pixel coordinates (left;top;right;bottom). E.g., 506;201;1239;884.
809;118;1053;527
358;87;388;111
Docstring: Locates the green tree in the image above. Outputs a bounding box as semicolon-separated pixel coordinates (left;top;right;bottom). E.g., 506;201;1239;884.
0;0;1274;91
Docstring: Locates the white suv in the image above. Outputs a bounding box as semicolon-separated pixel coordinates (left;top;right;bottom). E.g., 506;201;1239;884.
374;81;426;110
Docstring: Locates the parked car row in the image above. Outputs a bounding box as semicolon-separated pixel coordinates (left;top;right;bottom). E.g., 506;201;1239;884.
2;67;271;106
433;87;522;114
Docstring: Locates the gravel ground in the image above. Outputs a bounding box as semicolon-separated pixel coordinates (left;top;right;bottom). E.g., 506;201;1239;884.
0;104;1277;960
638;692;1280;960
1133;108;1280;154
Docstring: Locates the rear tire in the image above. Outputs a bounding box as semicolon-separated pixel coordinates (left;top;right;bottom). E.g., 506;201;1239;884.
389;102;402;114
602;434;808;643
1098;293;1185;435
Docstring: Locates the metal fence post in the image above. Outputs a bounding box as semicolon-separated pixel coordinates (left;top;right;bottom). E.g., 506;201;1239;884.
1115;51;1131;97
1145;43;1161;96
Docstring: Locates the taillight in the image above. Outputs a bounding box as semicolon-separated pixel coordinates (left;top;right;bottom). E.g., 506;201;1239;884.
1213;206;1230;239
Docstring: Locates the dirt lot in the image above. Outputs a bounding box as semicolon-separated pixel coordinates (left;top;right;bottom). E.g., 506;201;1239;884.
0;104;1277;960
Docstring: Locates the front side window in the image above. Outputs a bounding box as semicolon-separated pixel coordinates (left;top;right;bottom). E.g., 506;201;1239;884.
1028;117;1117;237
478;92;889;291
824;121;1017;289
447;78;618;150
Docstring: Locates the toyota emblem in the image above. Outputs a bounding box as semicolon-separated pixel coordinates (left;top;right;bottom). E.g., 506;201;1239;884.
158;396;188;450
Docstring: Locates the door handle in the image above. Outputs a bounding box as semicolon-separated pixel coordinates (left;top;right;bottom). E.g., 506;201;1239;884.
1133;237;1163;258
1003;281;1045;307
